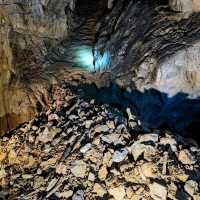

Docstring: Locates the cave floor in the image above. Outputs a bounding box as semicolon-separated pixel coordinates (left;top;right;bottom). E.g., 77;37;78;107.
0;80;199;200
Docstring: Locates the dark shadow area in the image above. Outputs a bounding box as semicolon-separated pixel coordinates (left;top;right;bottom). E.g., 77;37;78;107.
65;80;200;142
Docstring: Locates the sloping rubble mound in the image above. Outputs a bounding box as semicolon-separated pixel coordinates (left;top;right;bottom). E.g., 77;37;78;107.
0;82;200;200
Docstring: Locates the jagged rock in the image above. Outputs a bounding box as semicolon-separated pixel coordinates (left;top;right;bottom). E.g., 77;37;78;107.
37;127;61;143
106;121;115;129
101;133;124;145
126;108;135;121
56;164;67;175
93;183;107;197
112;148;128;163
108;186;126;200
85;120;93;129
95;125;109;133
159;137;177;152
88;172;95;182
176;173;189;183
0;89;199;199
126;187;134;199
168;183;177;200
149;182;167;200
22;174;33;180
46;178;58;192
178;150;196;165
139;134;159;143
98;165;108;180
58;190;73;199
80;143;92;154
72;190;84;200
48;114;59;122
103;151;112;167
184;180;198;197
71;160;87;178
140;162;157;178
84;148;103;164
131;142;146;161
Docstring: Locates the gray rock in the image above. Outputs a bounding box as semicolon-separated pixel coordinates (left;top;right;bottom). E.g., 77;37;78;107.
112;148;128;163
37;127;61;143
101;133;124;145
80;143;92;154
71;160;87;178
85;120;93;129
108;0;115;9
72;190;84;200
95;125;109;133
139;134;159;143
131;142;146;161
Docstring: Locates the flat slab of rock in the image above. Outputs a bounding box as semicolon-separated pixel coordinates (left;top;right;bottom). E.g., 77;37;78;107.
71;160;87;178
108;186;126;200
149;182;167;200
95;125;109;133
112;148;128;163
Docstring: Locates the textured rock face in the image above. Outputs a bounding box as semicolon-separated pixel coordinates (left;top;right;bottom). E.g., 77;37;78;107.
0;0;72;133
0;0;109;134
95;0;200;132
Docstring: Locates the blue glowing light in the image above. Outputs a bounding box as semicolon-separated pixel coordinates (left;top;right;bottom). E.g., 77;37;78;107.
94;49;111;71
73;45;111;72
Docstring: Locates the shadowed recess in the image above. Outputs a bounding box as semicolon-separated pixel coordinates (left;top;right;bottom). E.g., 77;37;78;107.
64;80;200;141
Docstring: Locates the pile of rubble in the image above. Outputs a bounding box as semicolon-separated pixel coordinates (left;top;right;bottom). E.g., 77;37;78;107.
0;84;200;200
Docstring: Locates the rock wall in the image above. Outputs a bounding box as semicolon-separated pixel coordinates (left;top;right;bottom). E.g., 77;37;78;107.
0;0;72;134
94;0;200;133
0;0;108;134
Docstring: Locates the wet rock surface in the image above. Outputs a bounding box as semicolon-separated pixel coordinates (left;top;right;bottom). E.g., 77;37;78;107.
0;82;199;200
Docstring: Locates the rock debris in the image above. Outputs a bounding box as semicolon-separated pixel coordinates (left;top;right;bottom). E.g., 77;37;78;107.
0;83;199;200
